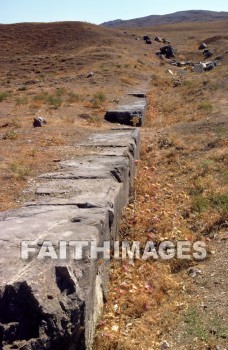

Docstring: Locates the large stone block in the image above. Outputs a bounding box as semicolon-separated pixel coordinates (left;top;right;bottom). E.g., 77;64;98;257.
105;100;147;126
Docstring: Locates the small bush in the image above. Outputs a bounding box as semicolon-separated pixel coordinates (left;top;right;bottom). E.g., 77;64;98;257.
86;115;102;126
16;96;28;105
33;90;62;108
33;91;48;102
91;91;106;108
47;95;62;108
191;195;209;213
197;159;214;175
67;92;80;103
0;91;10;102
55;87;66;97
94;91;106;103
10;163;30;179
11;118;21;129
3;130;18;140
198;101;213;114
192;193;228;213
209;193;228;211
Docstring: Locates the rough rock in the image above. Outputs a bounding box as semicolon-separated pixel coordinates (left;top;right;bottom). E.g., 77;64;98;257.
199;42;207;50
155;36;163;42
33;117;47;127
162;38;170;44
160;45;175;59
203;49;213;58
86;72;94;78
143;35;150;41
160;340;170;349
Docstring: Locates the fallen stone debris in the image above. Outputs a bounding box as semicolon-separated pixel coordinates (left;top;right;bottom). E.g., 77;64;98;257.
203;49;213;59
154;36;163;43
162;38;170;44
199;42;207;50
159;45;175;59
160;340;171;349
143;35;150;41
194;60;220;72
33;116;47;127
86;71;94;78
169;60;194;67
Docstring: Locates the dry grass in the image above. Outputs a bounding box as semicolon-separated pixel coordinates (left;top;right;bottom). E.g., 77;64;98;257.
0;21;154;211
94;22;227;349
0;19;227;349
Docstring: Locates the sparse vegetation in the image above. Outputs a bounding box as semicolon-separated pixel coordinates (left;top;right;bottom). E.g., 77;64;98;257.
67;91;81;103
16;96;28;105
0;91;10;102
86;115;102;126
47;95;62;108
184;308;228;341
32;90;62;108
198;101;213;114
10;163;30;180
91;91;106;108
3;130;18;140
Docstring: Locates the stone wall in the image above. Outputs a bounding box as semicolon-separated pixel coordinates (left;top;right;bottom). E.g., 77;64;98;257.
0;128;141;350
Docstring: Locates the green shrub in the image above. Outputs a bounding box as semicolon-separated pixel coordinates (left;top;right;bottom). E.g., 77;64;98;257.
198;101;213;114
47;95;62;108
67;92;80;103
91;91;106;107
16;96;28;105
192;193;228;213
3;130;18;140
33;91;48;102
0;91;10;102
10;163;30;179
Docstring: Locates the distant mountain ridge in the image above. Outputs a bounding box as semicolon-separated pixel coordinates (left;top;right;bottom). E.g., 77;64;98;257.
101;10;228;28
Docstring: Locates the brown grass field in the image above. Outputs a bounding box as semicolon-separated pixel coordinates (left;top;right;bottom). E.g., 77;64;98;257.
0;19;228;350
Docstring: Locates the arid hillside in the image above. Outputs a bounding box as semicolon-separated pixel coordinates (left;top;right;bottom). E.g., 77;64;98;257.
0;21;155;210
101;10;228;28
0;19;227;350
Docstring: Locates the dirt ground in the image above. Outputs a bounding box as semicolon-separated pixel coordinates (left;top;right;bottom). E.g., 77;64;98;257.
0;19;227;350
0;21;154;210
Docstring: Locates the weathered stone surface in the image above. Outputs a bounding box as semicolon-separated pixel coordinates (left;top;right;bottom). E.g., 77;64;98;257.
0;128;141;350
33;116;47;127
104;99;147;126
78;128;141;160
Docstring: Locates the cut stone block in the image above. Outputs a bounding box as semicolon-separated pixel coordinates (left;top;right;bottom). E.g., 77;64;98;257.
0;128;141;350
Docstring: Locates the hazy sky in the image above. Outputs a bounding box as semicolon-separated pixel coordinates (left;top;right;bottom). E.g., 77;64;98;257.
0;0;227;24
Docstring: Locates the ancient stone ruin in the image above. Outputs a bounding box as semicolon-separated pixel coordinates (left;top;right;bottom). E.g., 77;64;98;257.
0;125;143;350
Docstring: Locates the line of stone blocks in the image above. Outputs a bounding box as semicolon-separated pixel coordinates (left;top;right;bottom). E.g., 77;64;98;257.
0;128;140;350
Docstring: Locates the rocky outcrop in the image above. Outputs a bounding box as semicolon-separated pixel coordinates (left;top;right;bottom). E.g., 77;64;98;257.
0;128;140;350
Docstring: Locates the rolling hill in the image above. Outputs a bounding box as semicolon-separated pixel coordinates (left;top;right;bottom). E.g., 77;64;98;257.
101;10;228;28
